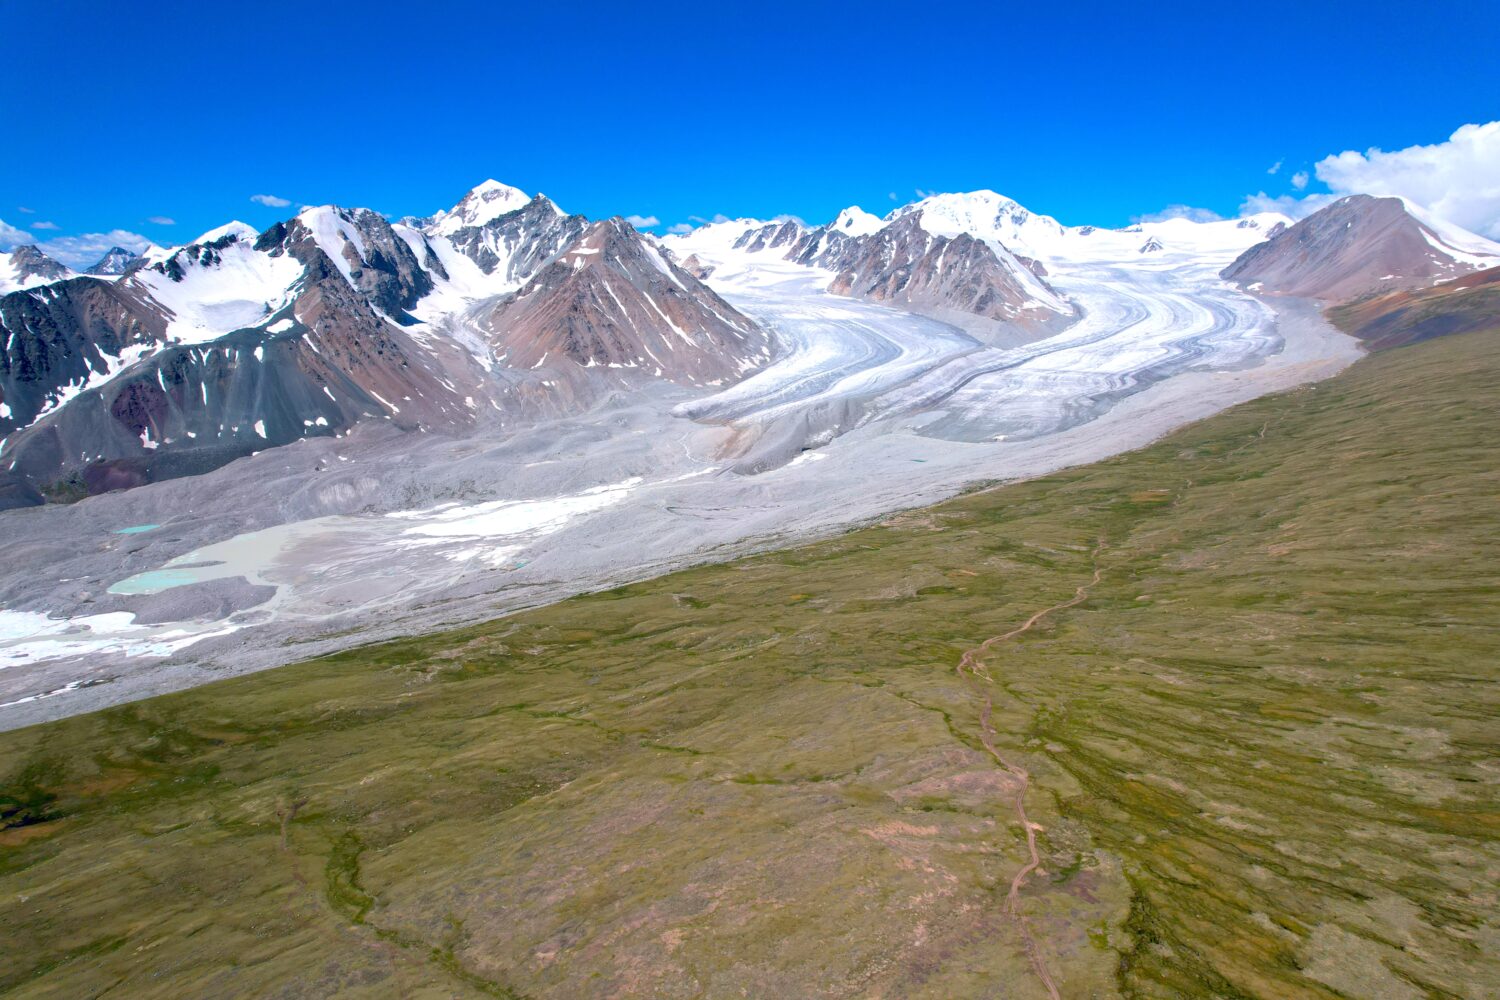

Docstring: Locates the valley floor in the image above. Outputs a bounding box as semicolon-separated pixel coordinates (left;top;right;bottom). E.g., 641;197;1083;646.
2;329;1495;997
0;255;1357;729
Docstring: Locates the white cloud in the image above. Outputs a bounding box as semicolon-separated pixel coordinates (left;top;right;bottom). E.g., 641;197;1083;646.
1238;191;1336;219
31;229;153;268
0;217;30;248
688;214;731;225
624;214;660;229
1312;121;1500;238
914;188;935;199
1267;160;1283;175
30;221;59;230
888;191;898;201
666;223;693;235
250;193;291;207
1133;204;1223;224
147;215;176;226
17;206;35;214
1290;171;1309;191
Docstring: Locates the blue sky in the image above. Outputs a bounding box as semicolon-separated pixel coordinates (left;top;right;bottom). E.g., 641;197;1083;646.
3;0;1497;262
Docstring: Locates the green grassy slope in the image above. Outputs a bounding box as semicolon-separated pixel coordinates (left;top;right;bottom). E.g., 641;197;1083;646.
2;331;1498;998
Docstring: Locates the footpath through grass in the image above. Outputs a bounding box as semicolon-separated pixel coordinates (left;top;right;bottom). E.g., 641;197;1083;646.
2;331;1497;998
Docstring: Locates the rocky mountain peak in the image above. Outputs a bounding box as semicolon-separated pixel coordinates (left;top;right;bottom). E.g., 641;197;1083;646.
264;204;439;317
832;206;884;237
429;179;533;237
9;244;71;283
85;246;140;276
436;194;590;284
480;217;769;385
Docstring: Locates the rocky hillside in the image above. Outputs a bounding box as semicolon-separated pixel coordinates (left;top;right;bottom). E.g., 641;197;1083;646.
1221;194;1500;300
1327;264;1500;350
481;218;770;386
822;214;1060;326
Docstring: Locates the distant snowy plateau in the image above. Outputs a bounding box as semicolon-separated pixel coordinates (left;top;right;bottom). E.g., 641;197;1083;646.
7;181;1494;727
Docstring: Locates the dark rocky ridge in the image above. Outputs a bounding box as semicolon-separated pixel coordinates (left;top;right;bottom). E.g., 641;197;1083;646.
257;207;440;321
823;215;1052;324
85;247;139;276
1;222;472;502
0;276;166;434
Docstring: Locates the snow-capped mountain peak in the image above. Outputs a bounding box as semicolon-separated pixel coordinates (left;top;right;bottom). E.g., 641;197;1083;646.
0;245;73;294
138;243;175;266
428;179;533;237
85;246;140;276
193;220;260;245
832;206;884;237
893;190;1069;260
1393;195;1500;265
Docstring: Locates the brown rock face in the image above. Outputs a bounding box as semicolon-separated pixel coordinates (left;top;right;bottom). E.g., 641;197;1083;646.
680;254;715;280
1326;265;1500;350
483;219;771;386
819;215;1059;324
1221;194;1498;300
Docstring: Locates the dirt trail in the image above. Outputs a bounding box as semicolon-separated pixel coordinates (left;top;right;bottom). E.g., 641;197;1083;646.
957;543;1106;1000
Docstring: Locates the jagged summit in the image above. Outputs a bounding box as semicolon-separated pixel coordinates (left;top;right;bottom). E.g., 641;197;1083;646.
434;192;586;286
85;246;139;276
428;179;534;237
889;189;1070;260
1;244;72;292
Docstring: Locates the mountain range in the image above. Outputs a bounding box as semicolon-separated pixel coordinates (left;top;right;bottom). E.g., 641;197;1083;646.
2;183;1497;511
0;183;769;503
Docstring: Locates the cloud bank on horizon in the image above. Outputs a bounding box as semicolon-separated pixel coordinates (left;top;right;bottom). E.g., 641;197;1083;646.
0;227;155;268
1241;121;1500;237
